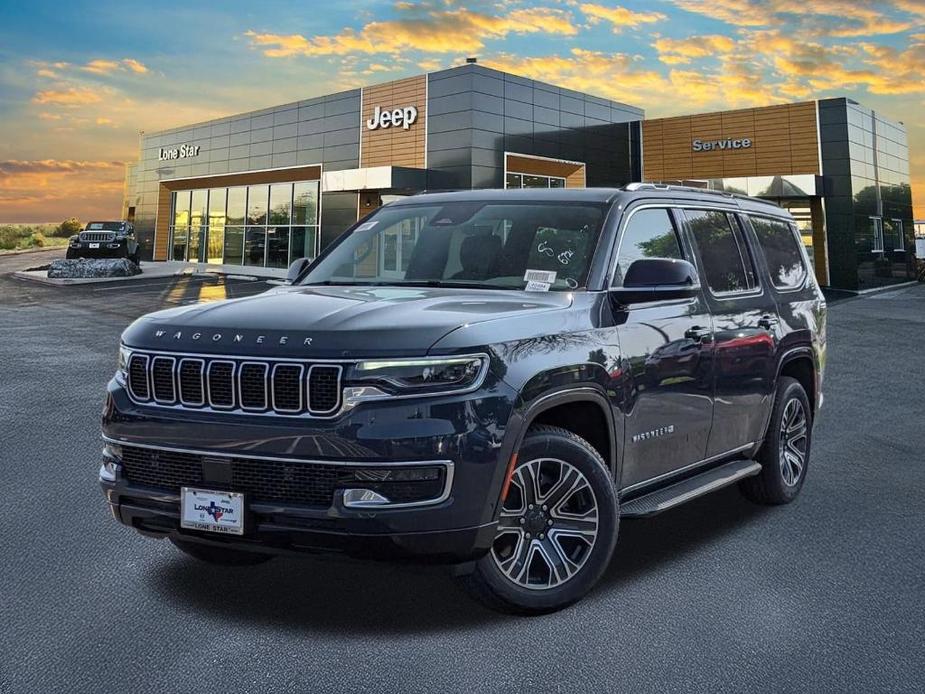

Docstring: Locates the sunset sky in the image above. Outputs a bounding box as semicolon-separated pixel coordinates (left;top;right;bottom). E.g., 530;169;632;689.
1;0;923;223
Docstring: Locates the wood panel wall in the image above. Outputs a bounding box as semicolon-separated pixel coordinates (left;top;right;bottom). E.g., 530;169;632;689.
506;154;586;188
642;102;819;181
152;164;322;261
360;75;427;169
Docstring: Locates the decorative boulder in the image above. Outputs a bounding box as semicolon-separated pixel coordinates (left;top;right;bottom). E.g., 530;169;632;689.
47;258;142;279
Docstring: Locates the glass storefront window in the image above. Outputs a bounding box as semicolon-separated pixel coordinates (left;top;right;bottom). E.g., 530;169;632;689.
227;187;246;226
269;184;292;225
224;227;244;266
168;180;319;269
292;182;319;225
266;226;290;268
247;184;269;225
289;226;317;265
172;191;191;261
207;188;226;264
506;172;566;189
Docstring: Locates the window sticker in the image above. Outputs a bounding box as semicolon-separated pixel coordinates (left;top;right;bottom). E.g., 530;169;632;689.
525;280;551;292
524;269;557;284
355;221;378;232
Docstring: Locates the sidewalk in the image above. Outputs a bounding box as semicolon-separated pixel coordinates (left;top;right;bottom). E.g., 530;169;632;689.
13;260;289;286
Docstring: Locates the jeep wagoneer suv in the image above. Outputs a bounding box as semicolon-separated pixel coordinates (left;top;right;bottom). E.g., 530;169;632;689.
99;185;826;614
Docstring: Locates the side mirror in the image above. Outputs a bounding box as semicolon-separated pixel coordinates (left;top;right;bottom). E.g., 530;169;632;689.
610;258;701;305
285;257;312;284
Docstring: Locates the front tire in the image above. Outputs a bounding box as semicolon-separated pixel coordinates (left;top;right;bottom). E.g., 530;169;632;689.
170;537;274;566
460;425;618;615
739;376;812;505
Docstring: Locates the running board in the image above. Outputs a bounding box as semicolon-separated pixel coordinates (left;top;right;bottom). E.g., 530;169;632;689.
620;459;762;518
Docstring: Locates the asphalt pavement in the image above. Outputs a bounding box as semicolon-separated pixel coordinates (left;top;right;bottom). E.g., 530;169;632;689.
1;250;923;693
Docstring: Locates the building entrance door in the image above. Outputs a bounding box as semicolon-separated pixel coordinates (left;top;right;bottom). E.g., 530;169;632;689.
206;188;226;264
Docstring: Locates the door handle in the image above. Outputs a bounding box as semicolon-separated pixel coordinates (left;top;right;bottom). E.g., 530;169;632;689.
758;315;778;331
685;325;712;342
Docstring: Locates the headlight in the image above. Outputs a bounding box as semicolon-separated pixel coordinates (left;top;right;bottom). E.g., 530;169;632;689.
116;345;130;385
348;355;488;396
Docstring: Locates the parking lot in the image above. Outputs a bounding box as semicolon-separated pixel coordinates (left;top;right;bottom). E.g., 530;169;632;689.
1;249;923;693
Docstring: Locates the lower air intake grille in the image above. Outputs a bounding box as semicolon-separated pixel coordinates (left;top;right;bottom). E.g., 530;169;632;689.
118;446;446;508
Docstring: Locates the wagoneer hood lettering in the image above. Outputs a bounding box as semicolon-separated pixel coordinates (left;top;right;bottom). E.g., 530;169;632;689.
122;285;572;357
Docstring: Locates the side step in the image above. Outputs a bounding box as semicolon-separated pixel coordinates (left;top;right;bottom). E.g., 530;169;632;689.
620;459;762;518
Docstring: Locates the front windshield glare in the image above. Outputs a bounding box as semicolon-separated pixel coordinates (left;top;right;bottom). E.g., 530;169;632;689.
300;201;606;291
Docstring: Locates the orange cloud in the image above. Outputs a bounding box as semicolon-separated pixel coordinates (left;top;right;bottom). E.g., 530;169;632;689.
0;159;125;222
32;87;103;106
81;58;149;75
245;6;577;57
579;4;666;31
653;35;738;64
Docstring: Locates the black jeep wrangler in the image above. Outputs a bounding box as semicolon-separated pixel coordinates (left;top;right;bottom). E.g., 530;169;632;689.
68;220;140;263
100;185;826;614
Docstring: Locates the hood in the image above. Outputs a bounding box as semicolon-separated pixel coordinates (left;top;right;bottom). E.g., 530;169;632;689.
122;285;573;358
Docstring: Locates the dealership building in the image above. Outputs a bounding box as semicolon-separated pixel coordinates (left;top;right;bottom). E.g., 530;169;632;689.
122;62;915;291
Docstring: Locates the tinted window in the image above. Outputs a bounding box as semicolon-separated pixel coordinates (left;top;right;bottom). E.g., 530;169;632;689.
301;202;606;291
613;208;683;286
750;216;808;290
685;209;757;294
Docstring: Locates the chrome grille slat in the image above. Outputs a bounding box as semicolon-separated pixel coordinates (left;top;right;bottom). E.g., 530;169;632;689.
125;351;344;418
151;356;177;403
128;354;150;401
239;362;268;411
178;358;205;406
307;365;342;415
207;360;236;409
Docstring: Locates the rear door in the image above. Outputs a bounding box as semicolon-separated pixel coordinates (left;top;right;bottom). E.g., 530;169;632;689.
680;207;780;458
612;205;716;488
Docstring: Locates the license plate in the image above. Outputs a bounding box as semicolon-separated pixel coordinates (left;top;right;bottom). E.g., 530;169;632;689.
180;487;244;535
89;242;100;248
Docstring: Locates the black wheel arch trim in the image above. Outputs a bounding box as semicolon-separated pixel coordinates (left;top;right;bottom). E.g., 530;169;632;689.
486;385;619;525
756;345;818;446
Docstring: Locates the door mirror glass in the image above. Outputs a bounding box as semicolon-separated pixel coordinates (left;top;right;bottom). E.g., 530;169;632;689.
611;258;701;305
285;257;311;284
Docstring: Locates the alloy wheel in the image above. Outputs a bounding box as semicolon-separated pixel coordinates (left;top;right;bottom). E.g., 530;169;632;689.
778;398;808;487
491;457;599;590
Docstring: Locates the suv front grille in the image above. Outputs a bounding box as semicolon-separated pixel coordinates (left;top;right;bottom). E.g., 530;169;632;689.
80;231;116;243
126;351;344;417
118;445;448;508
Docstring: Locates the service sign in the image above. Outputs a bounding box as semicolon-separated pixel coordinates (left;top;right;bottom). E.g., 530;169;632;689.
692;137;752;152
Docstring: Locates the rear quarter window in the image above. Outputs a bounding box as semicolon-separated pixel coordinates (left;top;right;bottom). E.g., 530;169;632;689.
750;216;808;290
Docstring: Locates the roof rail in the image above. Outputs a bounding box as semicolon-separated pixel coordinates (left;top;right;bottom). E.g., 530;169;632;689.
622;182;781;207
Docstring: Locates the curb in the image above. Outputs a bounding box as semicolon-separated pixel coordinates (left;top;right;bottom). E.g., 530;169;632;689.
0;246;68;257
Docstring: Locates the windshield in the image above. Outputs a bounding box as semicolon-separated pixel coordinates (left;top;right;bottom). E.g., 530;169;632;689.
86;221;125;231
300;201;606;291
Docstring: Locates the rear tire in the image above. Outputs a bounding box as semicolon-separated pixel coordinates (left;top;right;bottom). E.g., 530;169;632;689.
170;538;274;566
459;425;618;615
739;376;812;505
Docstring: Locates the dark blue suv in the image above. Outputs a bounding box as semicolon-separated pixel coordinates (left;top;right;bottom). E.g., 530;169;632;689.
100;185;826;613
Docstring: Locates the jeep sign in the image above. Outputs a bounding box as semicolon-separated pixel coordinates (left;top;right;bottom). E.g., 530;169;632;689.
692;137;752;152
158;144;201;161
366;105;418;131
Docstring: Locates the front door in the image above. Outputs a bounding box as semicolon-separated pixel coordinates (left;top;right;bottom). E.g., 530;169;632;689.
612;206;715;489
681;208;778;458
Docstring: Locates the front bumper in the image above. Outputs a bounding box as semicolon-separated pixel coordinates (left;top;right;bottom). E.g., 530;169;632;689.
69;242;128;258
100;377;519;563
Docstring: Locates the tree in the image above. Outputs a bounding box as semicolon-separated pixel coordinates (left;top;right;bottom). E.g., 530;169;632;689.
55;217;82;237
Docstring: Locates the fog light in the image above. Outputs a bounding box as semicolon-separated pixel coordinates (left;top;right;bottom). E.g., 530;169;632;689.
343;488;392;508
99;459;119;482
